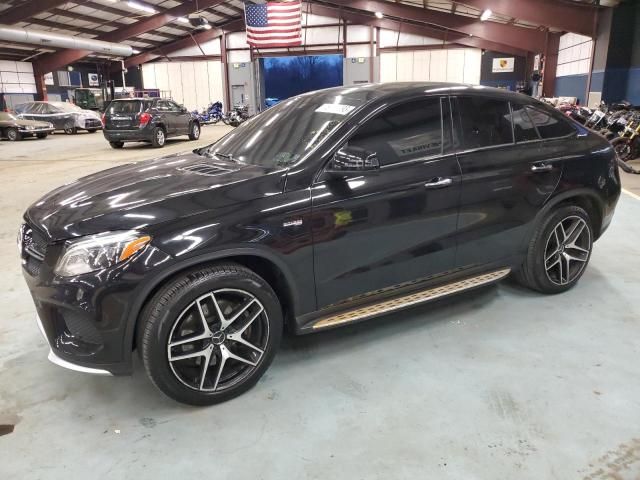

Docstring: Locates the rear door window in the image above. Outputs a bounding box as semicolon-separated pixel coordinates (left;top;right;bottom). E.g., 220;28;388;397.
456;96;513;149
525;106;576;139
108;101;143;115
347;98;443;166
511;103;540;142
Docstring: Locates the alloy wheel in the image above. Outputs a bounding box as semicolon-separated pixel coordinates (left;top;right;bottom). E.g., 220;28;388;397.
167;288;269;392
157;129;165;145
192;124;200;138
544;215;591;286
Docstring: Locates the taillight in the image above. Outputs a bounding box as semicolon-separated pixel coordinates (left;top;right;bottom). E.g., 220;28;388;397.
139;112;151;128
101;112;106;126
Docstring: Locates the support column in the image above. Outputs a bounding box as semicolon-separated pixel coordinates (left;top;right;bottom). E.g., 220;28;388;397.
33;70;48;101
541;32;560;98
221;31;231;110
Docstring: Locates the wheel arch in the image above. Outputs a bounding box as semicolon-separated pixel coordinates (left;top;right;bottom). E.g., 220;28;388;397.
127;248;299;354
537;188;605;239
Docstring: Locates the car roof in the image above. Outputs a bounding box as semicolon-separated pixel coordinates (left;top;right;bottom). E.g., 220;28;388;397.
308;82;536;106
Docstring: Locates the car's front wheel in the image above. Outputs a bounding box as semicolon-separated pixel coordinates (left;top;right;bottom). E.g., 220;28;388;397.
516;205;593;294
109;141;124;149
139;263;283;405
6;127;21;141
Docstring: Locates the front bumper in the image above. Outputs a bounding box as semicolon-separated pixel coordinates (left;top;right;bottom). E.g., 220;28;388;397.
36;314;112;375
21;225;172;375
19;127;55;136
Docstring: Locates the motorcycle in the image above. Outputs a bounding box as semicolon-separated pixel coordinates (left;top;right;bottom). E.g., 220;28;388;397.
612;113;640;163
190;101;224;125
223;104;250;127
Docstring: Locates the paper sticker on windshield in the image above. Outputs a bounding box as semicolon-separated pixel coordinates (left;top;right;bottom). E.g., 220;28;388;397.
315;104;355;115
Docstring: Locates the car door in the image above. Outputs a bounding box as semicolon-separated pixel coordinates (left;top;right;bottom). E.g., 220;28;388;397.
168;100;191;134
452;96;563;268
155;100;175;134
311;97;462;309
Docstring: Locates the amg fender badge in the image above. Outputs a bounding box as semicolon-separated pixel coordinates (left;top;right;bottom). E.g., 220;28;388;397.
283;218;303;227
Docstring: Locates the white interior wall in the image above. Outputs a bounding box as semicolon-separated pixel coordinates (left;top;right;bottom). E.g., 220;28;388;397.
0;60;36;94
168;38;221;58
557;32;592;77
142;60;223;111
380;48;481;84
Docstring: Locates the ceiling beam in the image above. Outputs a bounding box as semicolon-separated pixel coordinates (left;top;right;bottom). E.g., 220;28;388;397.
307;2;528;57
457;0;598;37
33;0;229;74
1;0;70;24
122;19;245;68
320;0;545;52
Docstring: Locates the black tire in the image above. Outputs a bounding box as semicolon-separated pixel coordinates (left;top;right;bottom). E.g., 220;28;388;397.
150;126;166;148
36;132;48;139
64;121;77;135
612;137;633;162
515;205;593;294
188;121;200;140
87;129;98;133
139;263;283;406
6;127;21;141
109;141;124;149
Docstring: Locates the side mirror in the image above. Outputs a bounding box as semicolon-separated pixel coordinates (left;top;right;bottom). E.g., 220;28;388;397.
329;146;379;172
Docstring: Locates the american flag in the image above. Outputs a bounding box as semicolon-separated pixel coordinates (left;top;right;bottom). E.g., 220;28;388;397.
244;1;302;48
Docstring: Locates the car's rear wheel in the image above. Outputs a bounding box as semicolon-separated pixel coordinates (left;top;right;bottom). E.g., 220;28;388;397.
139;263;283;405
109;141;124;149
6;127;21;141
516;205;593;294
151;126;165;148
188;122;200;140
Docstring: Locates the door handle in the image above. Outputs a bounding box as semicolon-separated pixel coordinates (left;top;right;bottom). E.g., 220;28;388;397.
424;177;453;189
531;163;553;172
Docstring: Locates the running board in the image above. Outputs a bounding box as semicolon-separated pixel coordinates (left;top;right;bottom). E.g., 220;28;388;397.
312;268;511;330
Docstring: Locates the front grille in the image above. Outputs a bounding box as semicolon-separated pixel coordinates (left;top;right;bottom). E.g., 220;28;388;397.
21;224;48;276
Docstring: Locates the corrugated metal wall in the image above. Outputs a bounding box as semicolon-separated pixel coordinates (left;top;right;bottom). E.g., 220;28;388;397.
141;60;223;111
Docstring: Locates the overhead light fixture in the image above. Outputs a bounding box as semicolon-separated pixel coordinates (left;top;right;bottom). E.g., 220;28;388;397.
203;24;212;30
480;9;492;21
175;17;190;24
188;14;211;28
374;11;384;19
132;49;141;54
127;1;157;14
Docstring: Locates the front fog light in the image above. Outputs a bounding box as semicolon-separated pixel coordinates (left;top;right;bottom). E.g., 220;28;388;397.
54;231;151;277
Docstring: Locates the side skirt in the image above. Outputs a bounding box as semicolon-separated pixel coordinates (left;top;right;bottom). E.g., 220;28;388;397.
306;268;511;332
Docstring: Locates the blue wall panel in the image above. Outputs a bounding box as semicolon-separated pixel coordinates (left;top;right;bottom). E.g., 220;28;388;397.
626;67;640;105
555;74;588;103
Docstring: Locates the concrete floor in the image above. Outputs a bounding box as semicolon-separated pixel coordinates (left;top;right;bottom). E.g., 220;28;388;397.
1;129;640;479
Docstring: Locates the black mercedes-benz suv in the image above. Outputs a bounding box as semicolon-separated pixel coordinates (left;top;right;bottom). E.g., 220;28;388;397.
20;83;620;405
102;97;200;149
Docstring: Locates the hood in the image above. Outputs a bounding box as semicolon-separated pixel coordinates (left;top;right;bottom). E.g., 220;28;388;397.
25;152;285;241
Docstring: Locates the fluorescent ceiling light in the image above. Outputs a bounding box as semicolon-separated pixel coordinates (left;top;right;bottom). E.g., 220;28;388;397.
203;24;212;30
127;1;157;14
175;17;190;24
480;9;492;21
132;49;141;54
374;11;384;19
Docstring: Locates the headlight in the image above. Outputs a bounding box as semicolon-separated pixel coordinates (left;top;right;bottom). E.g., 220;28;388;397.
54;231;151;277
26;125;34;130
49;123;54;128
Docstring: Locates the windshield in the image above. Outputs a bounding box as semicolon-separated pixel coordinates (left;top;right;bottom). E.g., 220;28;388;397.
51;102;82;112
203;91;360;168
